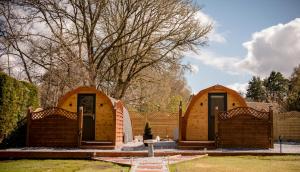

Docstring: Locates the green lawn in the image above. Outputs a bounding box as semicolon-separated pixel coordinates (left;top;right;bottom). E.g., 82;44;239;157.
169;156;300;172
0;159;129;172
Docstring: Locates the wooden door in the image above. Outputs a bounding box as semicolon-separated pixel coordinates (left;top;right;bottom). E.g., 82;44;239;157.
77;94;96;141
208;93;227;140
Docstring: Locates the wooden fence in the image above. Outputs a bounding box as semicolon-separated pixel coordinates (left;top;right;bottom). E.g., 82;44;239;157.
273;111;300;141
216;107;273;148
130;112;178;139
27;107;83;147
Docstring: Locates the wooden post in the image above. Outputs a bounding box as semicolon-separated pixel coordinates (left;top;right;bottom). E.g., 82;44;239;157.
78;106;83;147
178;101;182;141
269;106;274;148
214;106;219;148
26;107;32;147
113;105;117;146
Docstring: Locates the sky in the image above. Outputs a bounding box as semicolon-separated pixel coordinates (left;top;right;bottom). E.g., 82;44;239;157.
184;0;300;95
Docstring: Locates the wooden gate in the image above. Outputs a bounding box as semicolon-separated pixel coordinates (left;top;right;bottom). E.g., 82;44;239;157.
27;107;83;147
216;107;273;148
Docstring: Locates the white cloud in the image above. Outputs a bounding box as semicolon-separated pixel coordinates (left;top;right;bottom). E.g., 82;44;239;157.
209;32;226;43
184;50;244;75
194;11;226;43
226;82;248;96
187;18;300;77
239;18;300;77
189;64;199;74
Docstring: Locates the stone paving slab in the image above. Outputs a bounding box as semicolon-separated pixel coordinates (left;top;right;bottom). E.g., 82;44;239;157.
130;157;169;172
138;165;163;169
135;170;164;172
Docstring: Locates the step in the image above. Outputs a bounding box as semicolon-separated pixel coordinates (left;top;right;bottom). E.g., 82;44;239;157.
177;145;215;150
178;141;216;150
80;145;115;150
81;141;113;146
178;141;215;146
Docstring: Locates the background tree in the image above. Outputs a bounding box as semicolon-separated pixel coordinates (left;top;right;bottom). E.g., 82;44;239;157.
246;76;266;102
124;63;191;113
0;2;37;82
287;65;300;111
263;71;289;102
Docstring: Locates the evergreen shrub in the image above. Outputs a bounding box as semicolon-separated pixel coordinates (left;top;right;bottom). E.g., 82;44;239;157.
0;72;39;146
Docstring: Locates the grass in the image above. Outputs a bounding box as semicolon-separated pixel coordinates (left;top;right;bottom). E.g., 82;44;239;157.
169;156;300;172
0;159;130;172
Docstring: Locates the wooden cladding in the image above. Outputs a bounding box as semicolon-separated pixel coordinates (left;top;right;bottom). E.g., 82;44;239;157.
27;107;82;147
115;101;124;146
217;107;273;148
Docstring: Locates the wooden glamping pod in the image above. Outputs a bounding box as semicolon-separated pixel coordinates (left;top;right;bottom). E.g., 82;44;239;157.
178;84;247;149
57;86;133;149
179;84;273;149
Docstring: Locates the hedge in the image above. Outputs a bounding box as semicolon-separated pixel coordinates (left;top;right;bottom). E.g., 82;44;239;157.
0;72;39;144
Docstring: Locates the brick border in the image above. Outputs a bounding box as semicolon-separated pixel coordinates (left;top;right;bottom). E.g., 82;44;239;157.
0;150;300;160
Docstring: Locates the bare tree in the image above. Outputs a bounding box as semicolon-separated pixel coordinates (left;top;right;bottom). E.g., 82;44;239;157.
0;0;212;100
97;0;212;98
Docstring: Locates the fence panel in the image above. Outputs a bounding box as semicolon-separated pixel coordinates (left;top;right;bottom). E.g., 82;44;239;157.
130;112;178;139
27;107;79;147
273;111;300;141
217;107;272;148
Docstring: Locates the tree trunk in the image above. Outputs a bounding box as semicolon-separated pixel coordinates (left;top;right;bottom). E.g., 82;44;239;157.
112;80;129;99
88;65;97;87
